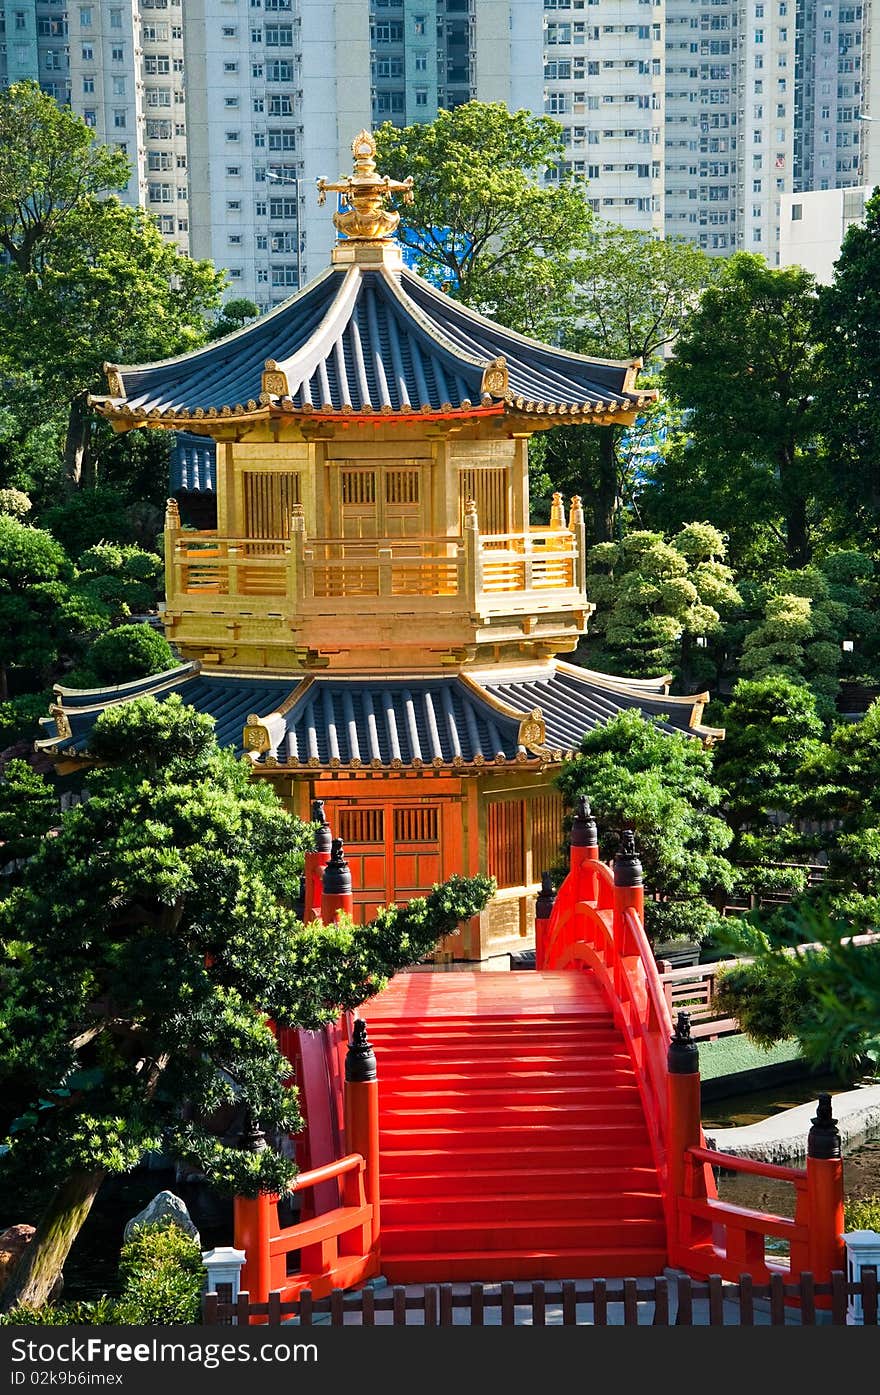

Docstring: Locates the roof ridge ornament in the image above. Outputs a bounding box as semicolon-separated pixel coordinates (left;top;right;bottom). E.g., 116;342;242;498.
317;130;414;243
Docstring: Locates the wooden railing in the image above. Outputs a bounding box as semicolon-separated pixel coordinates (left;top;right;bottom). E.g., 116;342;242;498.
536;805;845;1292
164;511;586;616
233;1152;379;1307
204;1269;880;1326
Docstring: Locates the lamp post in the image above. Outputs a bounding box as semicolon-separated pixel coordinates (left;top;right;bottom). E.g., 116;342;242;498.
265;166;303;290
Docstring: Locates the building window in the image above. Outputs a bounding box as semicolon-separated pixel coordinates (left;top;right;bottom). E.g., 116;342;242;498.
111;46;124;61
113;109;126;128
83;75;95;93
109;8;122;28
79;6;92;26
112;76;125;95
415;89;428;106
83;109;97;127
791;203;802;219
488;801;525;889
226;130;240;141
226;165;241;175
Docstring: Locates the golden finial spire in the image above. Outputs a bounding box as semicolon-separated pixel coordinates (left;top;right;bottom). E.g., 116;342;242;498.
317;130;414;242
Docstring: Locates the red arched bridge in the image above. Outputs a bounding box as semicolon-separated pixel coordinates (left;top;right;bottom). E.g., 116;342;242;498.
234;799;844;1305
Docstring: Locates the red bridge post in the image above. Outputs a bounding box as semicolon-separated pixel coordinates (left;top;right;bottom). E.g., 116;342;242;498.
806;1094;845;1287
612;831;644;990
233;1115;274;1308
345;1019;381;1252
304;799;333;921
321;837;354;923
666;1010;703;1256
570;795;600;897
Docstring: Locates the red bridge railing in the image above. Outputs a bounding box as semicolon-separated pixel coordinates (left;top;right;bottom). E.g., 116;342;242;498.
536;797;845;1289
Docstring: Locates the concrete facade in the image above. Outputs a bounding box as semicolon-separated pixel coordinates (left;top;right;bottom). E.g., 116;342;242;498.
779;181;871;279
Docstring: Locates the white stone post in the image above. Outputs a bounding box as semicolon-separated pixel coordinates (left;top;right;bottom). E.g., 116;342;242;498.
202;1246;247;1320
844;1230;880;1324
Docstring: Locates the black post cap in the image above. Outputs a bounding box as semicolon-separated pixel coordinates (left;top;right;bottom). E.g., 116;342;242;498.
322;837;352;896
807;1092;842;1159
536;870;556;921
613;828;643;887
311;798;332;854
570;795;598;848
240;1110;268;1153
345;1018;377;1082
667;1010;700;1075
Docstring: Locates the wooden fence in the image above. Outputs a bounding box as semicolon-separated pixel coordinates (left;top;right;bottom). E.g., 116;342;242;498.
203;1269;878;1327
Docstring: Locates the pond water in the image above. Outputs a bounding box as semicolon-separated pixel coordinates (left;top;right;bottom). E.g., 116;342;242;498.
703;1077;880;1253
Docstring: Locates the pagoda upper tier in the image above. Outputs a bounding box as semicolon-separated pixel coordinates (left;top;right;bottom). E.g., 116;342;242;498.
95;255;652;431
89;131;658;674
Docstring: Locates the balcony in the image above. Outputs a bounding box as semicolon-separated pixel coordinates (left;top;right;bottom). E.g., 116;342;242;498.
163;502;590;669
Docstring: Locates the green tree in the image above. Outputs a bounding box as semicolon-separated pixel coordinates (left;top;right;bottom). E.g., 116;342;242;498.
375;103;593;338
0;515;104;700
713;677;825;841
0;84;224;488
663;254;821;568
0;197;223;486
582;522;741;682
536;227;713;542
813;188;880;548
66;624;175;690
715;907;880;1073
208;298;260;342
556;709;736;945
0;696;493;1310
0;81;129;274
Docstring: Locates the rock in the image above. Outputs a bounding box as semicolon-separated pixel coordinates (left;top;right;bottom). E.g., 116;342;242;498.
0;1224;63;1302
123;1191;200;1247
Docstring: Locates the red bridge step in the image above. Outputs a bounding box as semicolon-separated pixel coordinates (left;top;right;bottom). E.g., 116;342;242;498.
361;969;667;1283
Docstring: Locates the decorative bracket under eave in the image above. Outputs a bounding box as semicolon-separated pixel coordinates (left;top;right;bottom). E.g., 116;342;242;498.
517;708;547;752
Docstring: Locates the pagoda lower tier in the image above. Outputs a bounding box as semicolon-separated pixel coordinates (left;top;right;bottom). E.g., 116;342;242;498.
37;659;720;963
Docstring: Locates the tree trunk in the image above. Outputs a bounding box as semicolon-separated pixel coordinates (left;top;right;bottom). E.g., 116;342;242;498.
593;427;618;543
63;395;92;489
0;1168;106;1312
779;452;810;567
782;490;810;568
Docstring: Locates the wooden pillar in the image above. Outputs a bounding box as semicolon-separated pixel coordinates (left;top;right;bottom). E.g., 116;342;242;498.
344;1020;381;1251
163;498;180;607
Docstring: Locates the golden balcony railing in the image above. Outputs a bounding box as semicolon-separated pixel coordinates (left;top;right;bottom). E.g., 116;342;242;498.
163;498;587;624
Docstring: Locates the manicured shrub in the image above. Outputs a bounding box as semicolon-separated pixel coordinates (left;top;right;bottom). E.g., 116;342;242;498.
845;1194;880;1232
117;1220;204;1326
69;624;175;689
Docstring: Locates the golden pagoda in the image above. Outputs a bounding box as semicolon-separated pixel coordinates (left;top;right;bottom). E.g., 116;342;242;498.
40;133;718;962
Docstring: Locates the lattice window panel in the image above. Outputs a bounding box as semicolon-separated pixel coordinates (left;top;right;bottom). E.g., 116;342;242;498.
341;470;377;506
459;467;510;536
394;806;439;844
487;800;526;889
385;469;420;505
338;807;385;844
530;791;564;883
243;471;301;540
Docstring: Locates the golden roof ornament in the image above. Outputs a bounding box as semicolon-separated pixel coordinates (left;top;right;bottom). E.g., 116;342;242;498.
317;130;414;242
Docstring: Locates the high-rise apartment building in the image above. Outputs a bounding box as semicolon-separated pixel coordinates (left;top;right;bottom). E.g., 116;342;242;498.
541;0;665;233
2;0;878;288
0;1;189;251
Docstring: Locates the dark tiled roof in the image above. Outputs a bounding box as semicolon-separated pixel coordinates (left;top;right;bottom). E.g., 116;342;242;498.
170;433;217;494
38;664;298;757
37;662;719;767
481;662;706;744
278;678;522;766
94;265;648;423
